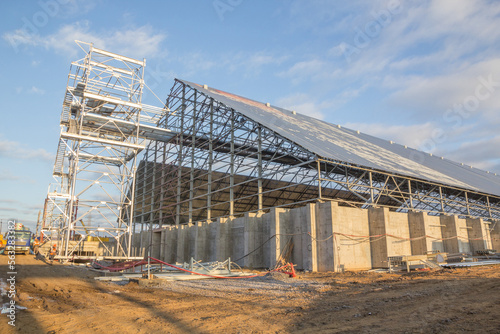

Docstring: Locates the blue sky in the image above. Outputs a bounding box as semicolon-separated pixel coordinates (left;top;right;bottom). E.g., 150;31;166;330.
1;0;499;231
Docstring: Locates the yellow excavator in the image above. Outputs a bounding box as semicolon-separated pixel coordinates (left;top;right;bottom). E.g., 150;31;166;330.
0;234;6;250
79;220;109;242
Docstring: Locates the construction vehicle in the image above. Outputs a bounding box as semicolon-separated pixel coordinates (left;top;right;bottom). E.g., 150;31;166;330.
4;224;32;255
0;234;6;250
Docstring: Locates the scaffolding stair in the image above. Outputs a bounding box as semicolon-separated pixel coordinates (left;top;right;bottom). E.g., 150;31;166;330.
419;259;442;270
60;88;76;125
45;41;174;260
41;195;65;241
53;139;67;177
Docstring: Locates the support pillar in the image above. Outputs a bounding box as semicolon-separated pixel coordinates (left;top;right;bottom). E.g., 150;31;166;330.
216;217;231;261
268;208;282;268
466;218;491;254
176;225;187;263
490;220;500;252
408;212;427;255
302;203;318;271
315;201;336;272
368;207;388;268
441;215;470;254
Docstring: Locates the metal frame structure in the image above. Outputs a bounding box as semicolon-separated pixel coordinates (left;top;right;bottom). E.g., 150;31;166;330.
135;80;500;230
43;45;500;259
42;41;172;259
317;159;500;218
134;80;321;227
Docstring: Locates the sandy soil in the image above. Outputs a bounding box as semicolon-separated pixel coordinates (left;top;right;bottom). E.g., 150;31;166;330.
1;255;499;334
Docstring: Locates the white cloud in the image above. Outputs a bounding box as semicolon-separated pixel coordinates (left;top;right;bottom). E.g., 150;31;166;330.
380;59;500;163
0;207;19;212
3;21;167;60
286;0;386;35
343;122;438;149
443;136;500;173
248;52;287;68
278;59;341;84
14;86;46;95
0;139;54;162
177;52;217;77
276;93;328;119
102;25;167;59
281;59;323;77
276;1;500;176
1;205;41;215
338;121;500;174
175;50;288;79
0;169;20;181
29;86;45;95
321;0;500;86
386;59;500;116
226;51;288;78
58;0;97;17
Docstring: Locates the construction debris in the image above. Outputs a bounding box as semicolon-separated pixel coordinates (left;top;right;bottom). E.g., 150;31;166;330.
90;256;297;282
387;251;500;272
388;255;442;272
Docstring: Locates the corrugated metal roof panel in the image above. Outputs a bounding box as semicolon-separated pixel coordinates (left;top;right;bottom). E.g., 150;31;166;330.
179;79;500;197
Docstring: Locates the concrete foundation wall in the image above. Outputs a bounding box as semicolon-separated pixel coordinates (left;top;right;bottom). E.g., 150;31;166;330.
132;201;494;271
368;208;412;268
51;240;118;257
368;208;388;268
466;218;491;254
490;221;500;252
334;205;372;270
440;215;470;254
387;211;412;258
409;213;444;255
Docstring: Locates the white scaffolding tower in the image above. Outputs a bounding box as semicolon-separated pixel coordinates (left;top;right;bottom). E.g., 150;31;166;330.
42;41;173;260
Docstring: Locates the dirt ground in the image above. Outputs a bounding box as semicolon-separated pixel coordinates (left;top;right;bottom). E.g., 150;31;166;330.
1;255;499;334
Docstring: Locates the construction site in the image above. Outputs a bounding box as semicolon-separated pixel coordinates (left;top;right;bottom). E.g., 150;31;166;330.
2;42;500;333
